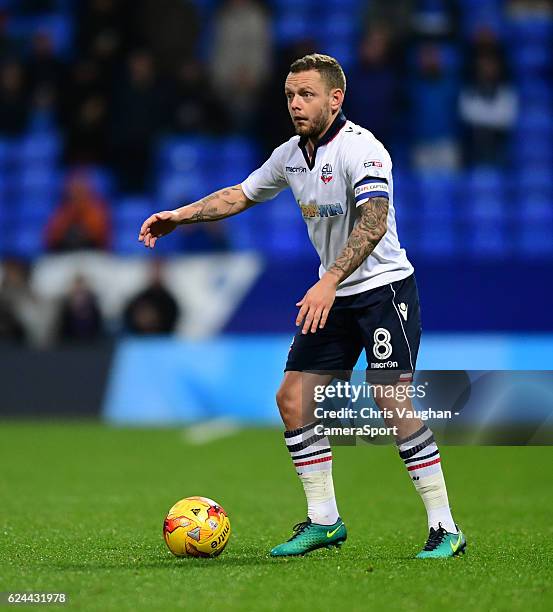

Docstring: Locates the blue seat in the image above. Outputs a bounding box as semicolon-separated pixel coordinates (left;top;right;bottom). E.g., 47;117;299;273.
219;137;256;165
417;171;459;220
516;109;553;132
113;221;151;256
274;13;312;44
17;196;57;223
321;42;355;70
18;167;60;193
470;222;507;256
519;221;553;255
17;133;61;166
522;195;553;222
508;16;553;41
114;196;154;225
157;173;204;207
511;46;552;72
7;224;45;258
317;12;357;40
6;15;73;56
0;139;11;170
421;223;457;256
158;137;213;173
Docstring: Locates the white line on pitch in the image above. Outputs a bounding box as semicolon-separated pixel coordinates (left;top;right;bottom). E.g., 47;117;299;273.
182;418;241;445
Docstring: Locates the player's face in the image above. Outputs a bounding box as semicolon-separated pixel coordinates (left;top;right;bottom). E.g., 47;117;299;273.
285;71;336;140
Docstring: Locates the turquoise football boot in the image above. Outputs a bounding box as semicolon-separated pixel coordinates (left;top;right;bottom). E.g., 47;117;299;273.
416;524;467;559
270;518;347;557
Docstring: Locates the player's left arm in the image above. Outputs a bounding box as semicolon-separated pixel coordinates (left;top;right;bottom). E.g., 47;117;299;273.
295;196;388;335
327;196;389;282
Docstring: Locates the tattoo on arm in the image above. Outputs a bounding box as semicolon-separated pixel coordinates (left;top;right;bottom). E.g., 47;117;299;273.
328;197;389;283
180;186;251;223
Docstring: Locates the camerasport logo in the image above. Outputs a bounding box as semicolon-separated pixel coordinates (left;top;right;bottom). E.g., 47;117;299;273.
321;163;333;184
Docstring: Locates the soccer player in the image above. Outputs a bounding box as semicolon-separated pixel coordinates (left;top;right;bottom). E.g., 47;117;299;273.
139;54;466;559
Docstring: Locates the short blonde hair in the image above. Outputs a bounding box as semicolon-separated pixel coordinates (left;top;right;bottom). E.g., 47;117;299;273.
289;53;346;93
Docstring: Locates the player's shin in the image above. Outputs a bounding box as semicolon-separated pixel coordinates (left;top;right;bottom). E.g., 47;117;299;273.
397;424;457;533
284;421;339;526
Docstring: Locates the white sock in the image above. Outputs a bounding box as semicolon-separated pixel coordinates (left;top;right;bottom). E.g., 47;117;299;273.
284;421;340;525
398;425;457;533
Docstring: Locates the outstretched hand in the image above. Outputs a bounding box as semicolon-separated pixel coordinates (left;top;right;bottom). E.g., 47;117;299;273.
295;275;338;335
138;211;179;248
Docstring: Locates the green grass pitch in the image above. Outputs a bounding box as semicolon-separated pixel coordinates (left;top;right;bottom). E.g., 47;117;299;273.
1;422;552;611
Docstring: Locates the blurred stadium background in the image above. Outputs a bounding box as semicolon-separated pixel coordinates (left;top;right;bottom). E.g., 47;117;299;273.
0;0;552;423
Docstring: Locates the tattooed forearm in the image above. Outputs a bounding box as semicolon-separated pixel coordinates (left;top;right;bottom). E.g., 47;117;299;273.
327;197;389;283
176;185;252;224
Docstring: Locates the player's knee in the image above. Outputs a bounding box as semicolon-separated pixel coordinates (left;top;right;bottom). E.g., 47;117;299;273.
276;385;300;428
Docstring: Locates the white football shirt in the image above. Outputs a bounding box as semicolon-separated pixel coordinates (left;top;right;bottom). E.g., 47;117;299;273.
241;112;414;296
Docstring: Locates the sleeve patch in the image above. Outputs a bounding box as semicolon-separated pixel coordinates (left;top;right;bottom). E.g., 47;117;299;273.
364;160;383;168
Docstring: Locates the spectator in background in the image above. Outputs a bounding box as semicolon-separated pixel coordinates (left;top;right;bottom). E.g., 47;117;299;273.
508;0;553;17
63;58;110;164
410;43;460;171
57;274;104;343
27;31;65;130
0;60;30;136
210;0;272;131
45;172;111;252
123;260;180;335
363;0;414;42
410;0;461;42
132;0;199;79
459;46;517;167
258;38;316;153
169;59;228;134
76;0;128;85
0;260;27;344
0;258;56;347
110;50;165;192
0;299;25;344
0;12;23;59
347;26;403;147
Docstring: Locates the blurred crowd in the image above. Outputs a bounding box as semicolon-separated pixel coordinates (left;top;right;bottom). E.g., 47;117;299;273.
0;256;181;346
2;0;549;188
1;0;553;346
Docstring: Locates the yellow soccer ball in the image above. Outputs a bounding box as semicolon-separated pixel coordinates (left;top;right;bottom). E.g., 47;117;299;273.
163;496;231;558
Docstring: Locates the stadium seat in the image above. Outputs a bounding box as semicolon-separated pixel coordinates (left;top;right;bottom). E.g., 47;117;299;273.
6;223;45;258
16;133;61;166
113;197;154;225
18;167;61;197
112;222;151;256
157;137;213;174
6;14;73;56
420;223;457;256
17;196;56;222
470;221;507;256
519;221;553;255
274;13;312;44
510;43;552;74
417;172;459;221
157;173;204;208
508;15;553;41
521;195;553;222
320;42;355;71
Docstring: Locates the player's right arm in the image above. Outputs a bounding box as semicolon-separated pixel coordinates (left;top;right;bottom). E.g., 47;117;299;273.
139;184;254;248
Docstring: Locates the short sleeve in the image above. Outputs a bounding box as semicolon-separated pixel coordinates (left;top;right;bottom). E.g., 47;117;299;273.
345;139;392;207
241;143;289;203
